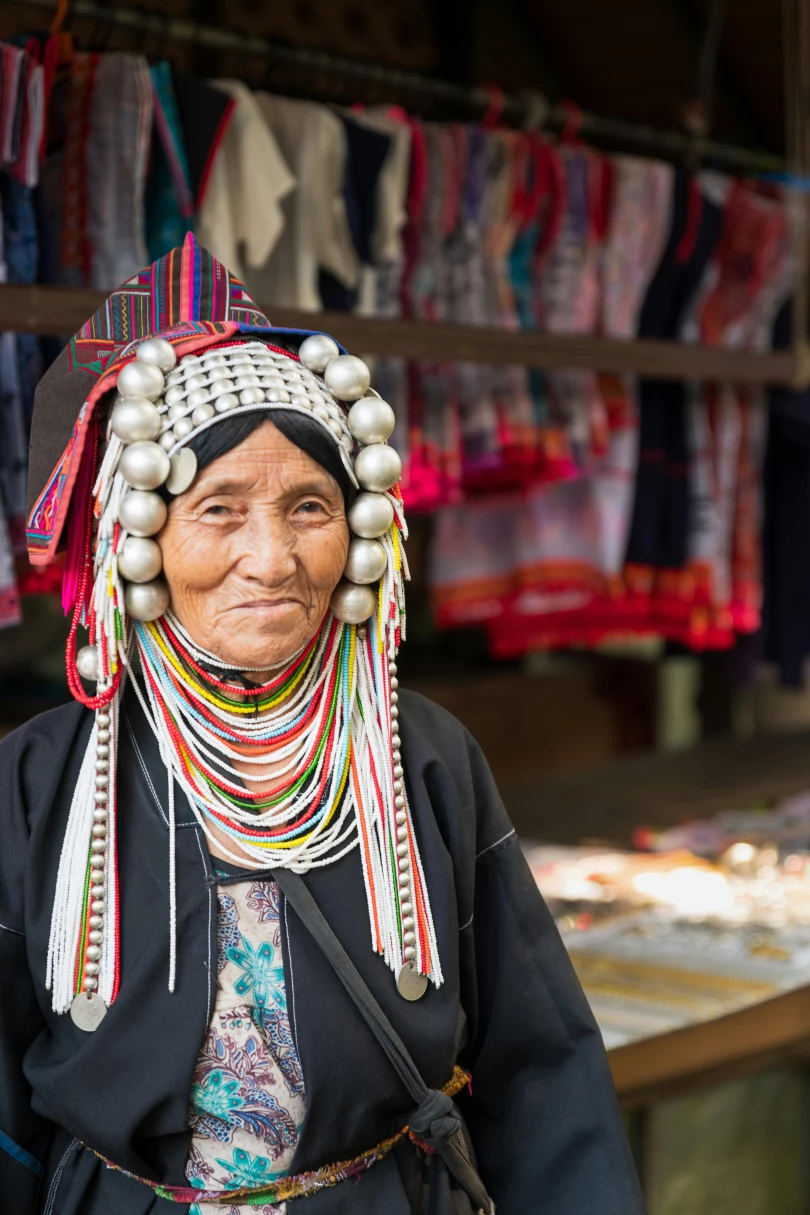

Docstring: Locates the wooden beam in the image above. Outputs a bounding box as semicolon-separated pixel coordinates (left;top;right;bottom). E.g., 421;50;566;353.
0;284;798;386
612;985;810;1108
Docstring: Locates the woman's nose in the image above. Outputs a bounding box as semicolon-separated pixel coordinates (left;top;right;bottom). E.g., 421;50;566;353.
237;514;298;585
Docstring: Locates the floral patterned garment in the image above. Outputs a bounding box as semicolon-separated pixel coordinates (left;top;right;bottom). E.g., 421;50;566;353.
185;878;307;1215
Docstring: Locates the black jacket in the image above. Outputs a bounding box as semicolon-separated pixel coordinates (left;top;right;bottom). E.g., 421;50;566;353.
0;687;645;1213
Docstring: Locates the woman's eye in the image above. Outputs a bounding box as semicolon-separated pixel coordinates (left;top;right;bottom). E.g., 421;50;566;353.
202;504;232;518
296;500;325;516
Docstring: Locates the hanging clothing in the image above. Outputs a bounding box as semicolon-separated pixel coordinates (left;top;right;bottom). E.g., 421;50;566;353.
250;94;357;311
195;81;295;288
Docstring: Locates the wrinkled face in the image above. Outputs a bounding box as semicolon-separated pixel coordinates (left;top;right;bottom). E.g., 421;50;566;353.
159;421;349;671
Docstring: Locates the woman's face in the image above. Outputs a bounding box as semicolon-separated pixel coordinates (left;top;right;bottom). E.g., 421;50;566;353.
159;421;349;670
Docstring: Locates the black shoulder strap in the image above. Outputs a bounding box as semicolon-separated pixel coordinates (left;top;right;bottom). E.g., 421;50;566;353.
273;867;495;1215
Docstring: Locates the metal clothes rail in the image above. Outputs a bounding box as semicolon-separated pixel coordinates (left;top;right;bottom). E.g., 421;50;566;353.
17;0;786;174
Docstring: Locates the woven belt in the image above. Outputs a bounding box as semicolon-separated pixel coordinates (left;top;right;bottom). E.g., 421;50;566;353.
84;1065;471;1205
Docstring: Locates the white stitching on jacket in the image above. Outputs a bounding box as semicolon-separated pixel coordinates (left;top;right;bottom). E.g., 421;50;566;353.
475;827;516;860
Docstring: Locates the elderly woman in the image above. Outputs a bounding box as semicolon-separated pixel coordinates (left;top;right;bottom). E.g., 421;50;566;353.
1;237;644;1215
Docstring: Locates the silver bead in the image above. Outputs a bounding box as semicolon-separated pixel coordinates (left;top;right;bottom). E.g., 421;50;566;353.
355;445;402;493
82;975;99;990
91;839;106;855
96;712;110;728
84;961;100;976
402;916;415;931
172;417;194;441
93;790;108;805
185;376;207;394
166;448;198;495
118;535;163;583
394;764;403;779
392;735;401;751
298;333;340;373
403;930;416;946
391;676;399;690
91;899;105;914
404;945;416;961
398;855;411;872
91;884;105;898
391;691;399;705
239;386;265;406
327;417;344;439
210;378;236;397
76;644;99;681
396;811;407;826
391;705;399;720
347;396;396;445
94;759;109;774
117;359;165;401
214;392;239;412
389;661;397;674
159;431;176;452
97;730;111;745
86;945;102;961
324;354;371;401
88;929;104;945
393;779;403;794
347;492;395;539
95;773;109;789
344;538;387;585
395;795;405;810
111;397;162;443
397;843;409;858
93;808;108;823
393;748;401;763
164;385;186;407
312;402;330;421
397;827;408;842
330;580;376;624
119;441;171;492
400;902;413;917
91;824;106;839
168;401;189;421
290;393;311;409
398;872;411;889
326;401;343;421
191;403;215;426
96;744;110;759
89;914;104;928
234;374;260;390
135;336;177;372
125;579;170;622
89;855;106;871
186;388;210;411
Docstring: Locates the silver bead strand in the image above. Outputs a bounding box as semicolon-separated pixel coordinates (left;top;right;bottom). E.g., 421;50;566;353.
84;708;110;994
389;655;415;961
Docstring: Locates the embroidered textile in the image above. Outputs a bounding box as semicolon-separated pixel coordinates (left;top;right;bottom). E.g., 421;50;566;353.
185;877;306;1215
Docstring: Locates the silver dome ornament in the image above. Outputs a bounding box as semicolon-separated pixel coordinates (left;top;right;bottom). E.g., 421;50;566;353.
298;333;340;373
239;386;265;406
344;538;387;584
355;444;402;493
110;397;162;443
168;402;189;422
76;644;99;681
330;580;376;624
118;490;168;537
118;536;163;583
211;378;235;398
164;385;186;407
214;393;239;412
172;417;194;441
119;441;171;491
125;578;170;622
186;388;210;410
166;448;198;495
347;492;394;539
117;359;165;402
348;396;396;445
159;431;176;452
323;354;371;401
191;403;215;425
135;336;177;372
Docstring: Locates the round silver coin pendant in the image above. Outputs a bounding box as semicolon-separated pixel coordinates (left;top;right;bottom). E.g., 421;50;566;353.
70;991;108;1032
397;962;428;1001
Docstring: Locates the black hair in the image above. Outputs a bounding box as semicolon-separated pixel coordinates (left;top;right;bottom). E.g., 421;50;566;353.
186;410;355;505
